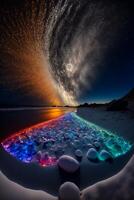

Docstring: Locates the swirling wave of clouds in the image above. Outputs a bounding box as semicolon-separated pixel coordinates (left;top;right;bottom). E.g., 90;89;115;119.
0;0;131;106
46;0;129;105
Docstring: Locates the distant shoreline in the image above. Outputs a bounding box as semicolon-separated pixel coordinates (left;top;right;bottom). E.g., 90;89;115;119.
0;106;75;111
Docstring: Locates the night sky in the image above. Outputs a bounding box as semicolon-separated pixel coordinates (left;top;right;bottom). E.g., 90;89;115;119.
82;16;134;103
0;0;134;106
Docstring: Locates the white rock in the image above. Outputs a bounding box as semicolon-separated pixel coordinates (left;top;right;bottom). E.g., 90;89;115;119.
75;149;83;158
99;150;112;161
58;155;80;173
87;148;98;160
59;182;80;200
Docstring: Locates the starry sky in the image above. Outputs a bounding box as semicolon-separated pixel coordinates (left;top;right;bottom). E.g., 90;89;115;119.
0;0;134;106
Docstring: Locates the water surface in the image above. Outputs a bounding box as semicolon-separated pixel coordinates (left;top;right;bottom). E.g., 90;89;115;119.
0;107;75;141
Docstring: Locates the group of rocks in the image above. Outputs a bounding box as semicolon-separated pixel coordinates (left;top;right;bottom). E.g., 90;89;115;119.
58;147;113;174
3;113;131;168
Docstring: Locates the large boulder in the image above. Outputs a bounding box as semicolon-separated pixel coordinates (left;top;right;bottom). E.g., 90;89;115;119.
58;155;80;173
59;182;80;200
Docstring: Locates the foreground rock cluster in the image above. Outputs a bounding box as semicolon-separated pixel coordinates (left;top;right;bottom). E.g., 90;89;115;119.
2;113;131;169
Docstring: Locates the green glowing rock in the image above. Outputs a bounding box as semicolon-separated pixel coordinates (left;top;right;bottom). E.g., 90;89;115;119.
72;113;132;160
99;150;112;161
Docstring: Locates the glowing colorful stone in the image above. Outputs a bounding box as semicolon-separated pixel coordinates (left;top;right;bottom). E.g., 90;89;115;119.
1;112;132;167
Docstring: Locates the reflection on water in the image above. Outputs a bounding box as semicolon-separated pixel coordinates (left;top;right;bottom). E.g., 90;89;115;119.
0;107;76;141
43;108;68;119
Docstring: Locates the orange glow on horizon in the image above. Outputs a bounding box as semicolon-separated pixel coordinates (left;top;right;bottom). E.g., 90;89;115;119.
43;108;65;119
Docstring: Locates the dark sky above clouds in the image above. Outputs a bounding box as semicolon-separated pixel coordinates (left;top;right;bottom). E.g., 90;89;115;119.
0;0;134;106
82;16;134;103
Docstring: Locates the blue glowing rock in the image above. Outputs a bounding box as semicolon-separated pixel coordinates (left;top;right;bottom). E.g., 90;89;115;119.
75;149;83;158
94;142;101;150
113;144;122;152
87;148;98;160
54;145;65;156
99;150;112;161
106;138;115;148
86;143;93;149
83;136;90;144
73;140;80;148
58;155;80;173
